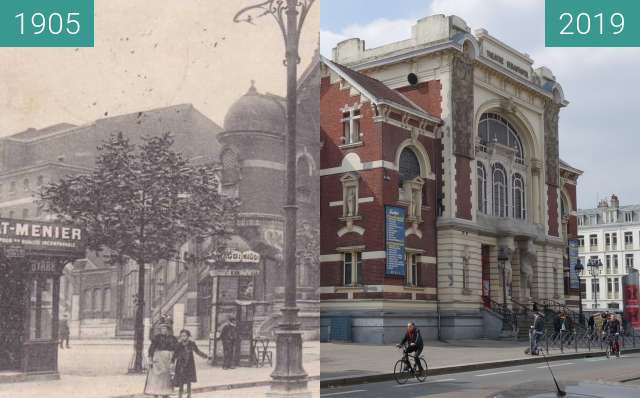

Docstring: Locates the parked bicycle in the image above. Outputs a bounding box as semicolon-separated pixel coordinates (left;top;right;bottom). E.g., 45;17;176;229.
393;344;428;384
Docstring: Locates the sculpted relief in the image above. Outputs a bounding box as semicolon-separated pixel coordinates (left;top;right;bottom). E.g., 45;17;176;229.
544;101;560;187
451;54;475;159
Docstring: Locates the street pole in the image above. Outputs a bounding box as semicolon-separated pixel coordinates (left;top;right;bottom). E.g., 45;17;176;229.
234;1;315;395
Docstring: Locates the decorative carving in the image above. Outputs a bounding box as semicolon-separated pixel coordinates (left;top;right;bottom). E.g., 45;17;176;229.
451;54;475;159
544;101;560;187
345;186;357;217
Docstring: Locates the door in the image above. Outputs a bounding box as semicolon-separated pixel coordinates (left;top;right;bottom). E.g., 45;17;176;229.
0;261;26;371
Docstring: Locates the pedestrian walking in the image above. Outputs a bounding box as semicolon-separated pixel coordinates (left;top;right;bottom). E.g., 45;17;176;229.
145;323;177;398
173;329;210;398
528;311;544;355
59;315;70;349
218;317;238;369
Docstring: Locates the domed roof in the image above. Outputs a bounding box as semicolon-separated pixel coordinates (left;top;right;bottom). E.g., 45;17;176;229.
223;81;286;134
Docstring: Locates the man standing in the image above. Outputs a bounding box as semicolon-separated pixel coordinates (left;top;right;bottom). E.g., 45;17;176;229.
219;317;238;369
528;310;544;355
59;315;70;349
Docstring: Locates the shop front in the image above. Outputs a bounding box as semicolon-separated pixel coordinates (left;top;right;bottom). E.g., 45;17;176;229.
0;219;86;380
208;243;261;367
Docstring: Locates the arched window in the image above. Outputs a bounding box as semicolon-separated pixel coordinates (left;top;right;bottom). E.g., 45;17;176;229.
477;162;487;214
478;113;524;162
512;173;526;219
399;148;421;186
492;163;508;217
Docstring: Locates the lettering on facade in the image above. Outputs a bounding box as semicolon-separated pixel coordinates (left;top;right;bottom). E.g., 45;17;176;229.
221;250;261;263
0;218;86;255
486;50;529;79
30;260;57;273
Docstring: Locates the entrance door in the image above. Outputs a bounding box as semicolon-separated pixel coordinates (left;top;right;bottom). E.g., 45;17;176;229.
0;261;26;371
481;245;491;308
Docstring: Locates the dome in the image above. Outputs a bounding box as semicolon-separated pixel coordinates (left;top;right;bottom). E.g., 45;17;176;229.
223;81;286;134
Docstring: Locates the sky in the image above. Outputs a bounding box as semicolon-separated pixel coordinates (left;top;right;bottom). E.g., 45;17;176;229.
321;0;640;209
0;0;318;138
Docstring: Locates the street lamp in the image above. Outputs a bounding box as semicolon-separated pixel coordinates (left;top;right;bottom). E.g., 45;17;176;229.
575;258;584;323
234;1;315;396
586;257;603;310
497;247;511;314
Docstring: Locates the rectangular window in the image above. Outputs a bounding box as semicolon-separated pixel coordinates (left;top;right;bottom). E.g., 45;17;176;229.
405;253;418;287
625;232;634;249
625;212;633;223
29;277;54;340
605;233;610;248
577;236;584;248
589;234;598;249
605;255;612;274
342;109;361;145
612;233;617;248
343;251;362;286
614;277;620;299
591;278;600;301
626;254;634;273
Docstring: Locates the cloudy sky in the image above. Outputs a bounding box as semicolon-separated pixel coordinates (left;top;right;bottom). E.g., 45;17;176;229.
0;0;318;138
321;0;640;209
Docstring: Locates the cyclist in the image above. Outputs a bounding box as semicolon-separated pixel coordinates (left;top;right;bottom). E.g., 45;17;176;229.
396;321;424;372
604;313;623;357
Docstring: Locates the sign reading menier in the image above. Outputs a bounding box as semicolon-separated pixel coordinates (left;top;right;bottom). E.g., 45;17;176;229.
0;218;86;256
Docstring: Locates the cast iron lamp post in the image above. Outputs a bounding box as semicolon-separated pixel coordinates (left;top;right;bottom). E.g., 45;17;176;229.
234;1;315;396
586;257;603;310
575;258;584;323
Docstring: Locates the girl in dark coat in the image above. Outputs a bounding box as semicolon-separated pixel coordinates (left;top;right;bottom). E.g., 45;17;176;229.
173;329;210;398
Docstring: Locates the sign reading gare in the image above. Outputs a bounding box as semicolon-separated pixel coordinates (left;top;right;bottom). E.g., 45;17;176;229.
0;218;86;256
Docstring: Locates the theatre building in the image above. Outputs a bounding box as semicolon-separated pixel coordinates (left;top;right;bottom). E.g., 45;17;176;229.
0;219;85;380
320;14;581;343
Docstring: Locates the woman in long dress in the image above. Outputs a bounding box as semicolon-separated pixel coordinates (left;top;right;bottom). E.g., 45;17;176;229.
145;323;177;398
173;329;210;398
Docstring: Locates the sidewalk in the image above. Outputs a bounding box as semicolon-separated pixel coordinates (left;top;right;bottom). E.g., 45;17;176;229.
0;340;319;398
321;338;640;387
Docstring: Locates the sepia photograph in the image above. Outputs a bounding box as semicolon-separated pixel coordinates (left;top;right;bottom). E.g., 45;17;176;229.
0;1;319;397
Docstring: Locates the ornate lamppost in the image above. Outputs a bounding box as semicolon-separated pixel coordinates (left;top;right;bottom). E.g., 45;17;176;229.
587;257;603;309
234;1;315;396
575;258;584;323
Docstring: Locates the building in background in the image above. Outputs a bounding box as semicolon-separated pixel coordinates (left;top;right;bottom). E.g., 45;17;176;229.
578;194;640;312
320;14;581;343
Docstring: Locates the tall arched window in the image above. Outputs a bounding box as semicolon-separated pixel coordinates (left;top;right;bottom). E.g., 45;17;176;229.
512;173;526;219
399;148;421;186
492;163;508;217
478;113;524;162
477;162;487;214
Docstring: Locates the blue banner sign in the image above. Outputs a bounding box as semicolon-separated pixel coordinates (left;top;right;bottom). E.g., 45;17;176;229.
385;206;405;276
569;239;579;289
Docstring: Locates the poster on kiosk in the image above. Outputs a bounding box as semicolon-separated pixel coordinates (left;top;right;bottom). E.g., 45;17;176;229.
623;269;640;330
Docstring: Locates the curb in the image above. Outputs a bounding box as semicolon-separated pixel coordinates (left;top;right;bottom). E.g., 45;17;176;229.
108;375;320;398
320;348;640;389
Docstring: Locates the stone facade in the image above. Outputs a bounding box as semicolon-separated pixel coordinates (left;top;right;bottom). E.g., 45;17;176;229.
321;15;581;343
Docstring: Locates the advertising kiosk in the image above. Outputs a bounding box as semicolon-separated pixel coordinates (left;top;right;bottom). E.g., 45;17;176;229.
0;219;86;380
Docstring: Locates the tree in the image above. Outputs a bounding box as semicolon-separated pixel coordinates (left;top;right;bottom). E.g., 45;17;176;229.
41;132;237;372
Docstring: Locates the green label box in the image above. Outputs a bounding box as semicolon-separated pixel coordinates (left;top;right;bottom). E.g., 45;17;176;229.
546;0;640;47
0;0;93;47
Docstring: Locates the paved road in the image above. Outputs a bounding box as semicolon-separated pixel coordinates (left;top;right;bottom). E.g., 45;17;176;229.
320;353;640;398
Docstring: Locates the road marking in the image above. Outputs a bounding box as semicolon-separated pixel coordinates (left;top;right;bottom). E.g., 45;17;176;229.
394;378;457;388
536;362;574;369
584;357;609;362
475;369;523;377
321;390;368;397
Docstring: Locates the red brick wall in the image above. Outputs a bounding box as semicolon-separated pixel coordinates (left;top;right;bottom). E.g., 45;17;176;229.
455;157;472;220
396;81;443;118
547;185;559;237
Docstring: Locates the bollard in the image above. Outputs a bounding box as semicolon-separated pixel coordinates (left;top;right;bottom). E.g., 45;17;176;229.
546;330;549;354
574;331;578;353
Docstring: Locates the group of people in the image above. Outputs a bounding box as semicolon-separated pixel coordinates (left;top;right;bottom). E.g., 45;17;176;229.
144;316;240;398
144;323;210;398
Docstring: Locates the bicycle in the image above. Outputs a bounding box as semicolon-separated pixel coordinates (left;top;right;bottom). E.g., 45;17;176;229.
393;344;428;384
605;332;622;358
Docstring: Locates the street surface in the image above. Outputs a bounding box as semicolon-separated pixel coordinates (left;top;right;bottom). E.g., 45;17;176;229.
0;340;320;398
320;352;640;398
